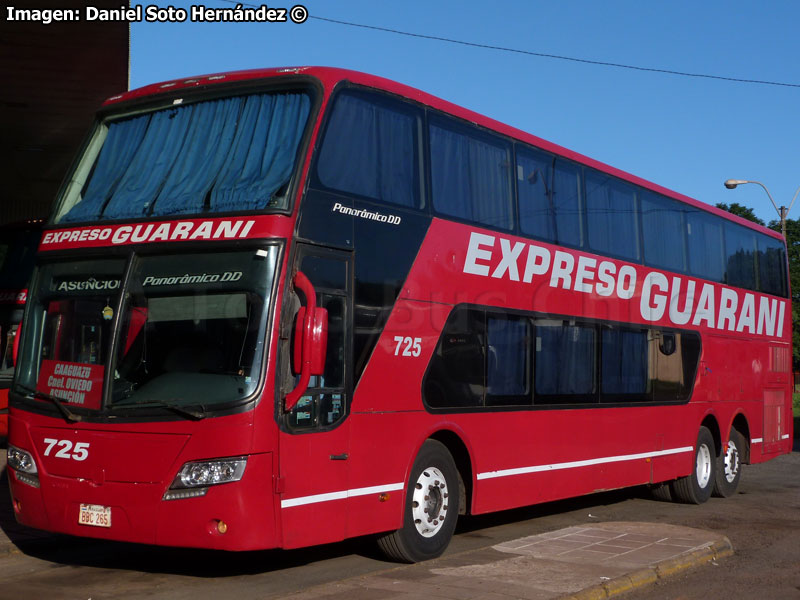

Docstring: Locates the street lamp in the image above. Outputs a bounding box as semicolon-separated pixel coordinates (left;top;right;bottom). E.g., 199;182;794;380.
723;179;800;239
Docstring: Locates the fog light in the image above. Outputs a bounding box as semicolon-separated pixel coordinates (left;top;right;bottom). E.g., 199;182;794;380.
14;472;40;488
163;487;208;501
217;520;228;534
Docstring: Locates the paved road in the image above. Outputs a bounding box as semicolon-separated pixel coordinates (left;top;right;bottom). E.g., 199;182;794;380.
0;446;796;600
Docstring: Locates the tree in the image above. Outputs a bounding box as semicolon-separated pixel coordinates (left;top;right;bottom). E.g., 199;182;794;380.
715;202;765;226
768;217;800;370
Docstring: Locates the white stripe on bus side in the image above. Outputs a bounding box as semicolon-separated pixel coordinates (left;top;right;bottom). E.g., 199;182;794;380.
476;446;694;481
281;482;405;509
280;447;698;508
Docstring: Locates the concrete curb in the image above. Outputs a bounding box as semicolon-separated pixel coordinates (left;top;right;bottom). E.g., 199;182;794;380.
560;537;734;600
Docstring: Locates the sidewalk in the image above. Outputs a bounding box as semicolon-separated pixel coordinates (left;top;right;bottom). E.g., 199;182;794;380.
282;522;732;600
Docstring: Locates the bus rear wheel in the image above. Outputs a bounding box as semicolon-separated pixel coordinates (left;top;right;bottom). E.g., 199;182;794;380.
713;429;744;498
670;426;716;504
377;440;460;563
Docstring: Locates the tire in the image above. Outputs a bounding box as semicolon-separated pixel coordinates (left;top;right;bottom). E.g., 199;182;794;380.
713;428;744;498
670;426;716;504
649;482;673;502
377;440;460;563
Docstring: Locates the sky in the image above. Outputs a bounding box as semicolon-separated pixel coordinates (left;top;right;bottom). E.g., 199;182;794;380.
129;0;800;227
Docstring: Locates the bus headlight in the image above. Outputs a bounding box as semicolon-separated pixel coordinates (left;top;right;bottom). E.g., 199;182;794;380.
7;445;37;474
8;445;40;488
164;457;247;500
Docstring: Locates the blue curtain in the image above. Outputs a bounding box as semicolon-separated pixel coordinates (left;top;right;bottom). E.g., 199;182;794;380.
535;323;595;396
102;105;197;219
61;92;310;222
60;116;151;222
430;123;513;229
687;210;725;282
585;170;639;261
551;160;583;247
486;317;528;396
724;222;757;290
641;191;685;271
151;97;243;215
316;93;417;207
210;93;310;212
601;329;648;395
757;236;786;296
518;150;555;241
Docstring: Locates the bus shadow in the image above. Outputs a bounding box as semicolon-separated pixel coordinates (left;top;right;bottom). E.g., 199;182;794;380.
454;486;641;537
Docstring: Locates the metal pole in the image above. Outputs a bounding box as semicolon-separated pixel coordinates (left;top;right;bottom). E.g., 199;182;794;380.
780;206;788;239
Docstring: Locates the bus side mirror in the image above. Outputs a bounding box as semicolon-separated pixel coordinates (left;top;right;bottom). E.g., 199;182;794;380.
284;271;327;413
293;306;328;376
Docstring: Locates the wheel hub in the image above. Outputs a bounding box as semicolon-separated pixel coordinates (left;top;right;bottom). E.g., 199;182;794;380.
723;440;740;483
411;467;449;538
696;443;712;488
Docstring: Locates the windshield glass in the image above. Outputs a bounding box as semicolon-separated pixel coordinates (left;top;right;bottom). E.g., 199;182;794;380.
14;246;279;414
54;90;312;223
15;259;125;409
111;247;278;409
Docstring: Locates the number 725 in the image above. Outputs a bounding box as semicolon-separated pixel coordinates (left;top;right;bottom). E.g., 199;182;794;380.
393;336;422;357
43;438;90;461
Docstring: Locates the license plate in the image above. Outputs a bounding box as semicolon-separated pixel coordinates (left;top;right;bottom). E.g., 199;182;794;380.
78;504;111;528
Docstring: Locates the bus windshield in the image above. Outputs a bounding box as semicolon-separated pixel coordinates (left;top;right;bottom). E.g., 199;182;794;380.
14;246;280;413
54;90;312;223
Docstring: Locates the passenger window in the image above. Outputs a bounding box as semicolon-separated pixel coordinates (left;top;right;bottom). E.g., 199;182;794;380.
430;119;513;230
424;308;485;409
651;331;701;402
517;148;556;242
600;327;649;400
641;191;686;272
757;235;787;296
534;319;595;402
724;222;757;290
486;315;531;406
686;210;725;283
316;91;421;208
585;170;639;261
550;159;583;248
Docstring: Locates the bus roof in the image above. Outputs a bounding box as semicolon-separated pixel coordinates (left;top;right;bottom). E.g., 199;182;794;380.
106;66;783;242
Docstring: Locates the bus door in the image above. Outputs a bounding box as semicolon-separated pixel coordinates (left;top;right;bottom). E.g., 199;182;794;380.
279;245;352;548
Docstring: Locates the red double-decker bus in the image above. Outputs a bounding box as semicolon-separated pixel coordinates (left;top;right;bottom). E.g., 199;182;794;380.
7;67;792;562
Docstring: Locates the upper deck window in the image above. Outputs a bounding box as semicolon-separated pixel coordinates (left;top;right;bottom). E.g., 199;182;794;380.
55;91;311;223
430;117;514;230
585;170;639;262
315;90;422;208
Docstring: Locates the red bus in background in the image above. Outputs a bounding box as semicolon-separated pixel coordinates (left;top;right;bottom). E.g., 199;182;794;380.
6;68;792;562
0;222;41;439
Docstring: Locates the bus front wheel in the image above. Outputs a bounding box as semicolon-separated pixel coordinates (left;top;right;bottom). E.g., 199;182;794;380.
377;440;460;563
670;426;716;504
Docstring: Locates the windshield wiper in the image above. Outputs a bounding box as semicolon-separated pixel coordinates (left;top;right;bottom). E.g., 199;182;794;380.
14;384;82;423
110;400;206;420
